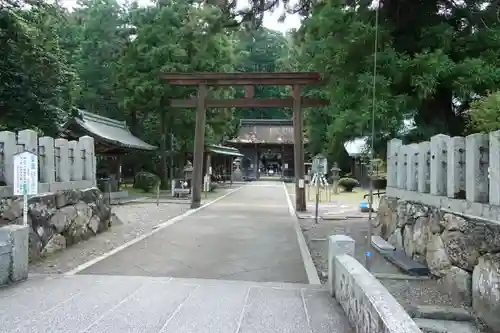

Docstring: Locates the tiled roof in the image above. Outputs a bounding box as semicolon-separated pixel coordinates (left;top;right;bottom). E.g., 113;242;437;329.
228;119;299;144
62;110;157;151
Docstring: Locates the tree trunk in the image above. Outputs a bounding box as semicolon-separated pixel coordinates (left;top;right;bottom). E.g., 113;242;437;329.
160;110;168;189
129;110;140;184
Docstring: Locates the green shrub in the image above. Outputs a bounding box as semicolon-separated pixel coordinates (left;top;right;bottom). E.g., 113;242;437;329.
133;172;160;193
338;177;359;192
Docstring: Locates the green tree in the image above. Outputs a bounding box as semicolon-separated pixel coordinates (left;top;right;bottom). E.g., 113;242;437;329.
72;0;129;118
115;0;239;185
234;27;292;120
0;0;74;134
288;0;500;161
468;91;500;133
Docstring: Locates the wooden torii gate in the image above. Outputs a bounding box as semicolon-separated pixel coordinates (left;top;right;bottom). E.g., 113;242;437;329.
162;72;327;211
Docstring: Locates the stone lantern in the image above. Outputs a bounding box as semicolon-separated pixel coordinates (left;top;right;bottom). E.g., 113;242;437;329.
183;161;193;181
330;162;341;194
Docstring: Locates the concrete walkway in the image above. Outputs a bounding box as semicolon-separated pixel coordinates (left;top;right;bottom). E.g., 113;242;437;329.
0;274;352;333
77;181;309;283
0;181;354;333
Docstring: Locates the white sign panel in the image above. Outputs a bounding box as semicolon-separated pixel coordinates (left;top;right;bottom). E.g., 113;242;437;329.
312;156;328;175
13;151;38;196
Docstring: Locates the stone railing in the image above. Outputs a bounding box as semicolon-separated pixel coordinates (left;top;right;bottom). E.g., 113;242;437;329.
0;129;96;197
381;132;500;332
328;235;422;333
387;131;500;221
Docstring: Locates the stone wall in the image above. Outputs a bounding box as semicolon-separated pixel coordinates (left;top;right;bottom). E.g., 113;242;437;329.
376;196;500;331
0;188;111;259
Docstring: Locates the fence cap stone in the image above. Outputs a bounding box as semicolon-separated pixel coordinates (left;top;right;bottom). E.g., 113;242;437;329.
329;234;355;242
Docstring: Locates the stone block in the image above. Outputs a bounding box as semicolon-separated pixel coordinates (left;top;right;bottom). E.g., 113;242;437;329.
439;266;472;306
328;234;355;296
426;234;452;277
0;242;11;285
388;228;403;249
472;253;500;332
0;224;29;282
371;235;395;251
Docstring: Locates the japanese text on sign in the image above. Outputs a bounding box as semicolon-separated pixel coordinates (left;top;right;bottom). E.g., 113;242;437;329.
13;151;38;196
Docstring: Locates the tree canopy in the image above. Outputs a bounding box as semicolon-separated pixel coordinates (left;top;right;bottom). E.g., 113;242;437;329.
288;0;500;162
3;0;500;177
0;0;291;183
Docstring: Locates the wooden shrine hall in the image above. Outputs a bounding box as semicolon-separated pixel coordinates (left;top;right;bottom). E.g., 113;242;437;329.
60;109;157;195
225;119;306;181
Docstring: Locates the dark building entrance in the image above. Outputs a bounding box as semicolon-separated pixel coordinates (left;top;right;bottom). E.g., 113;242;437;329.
225;119;297;180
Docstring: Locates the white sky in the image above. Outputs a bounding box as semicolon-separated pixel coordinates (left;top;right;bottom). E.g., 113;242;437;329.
60;0;301;33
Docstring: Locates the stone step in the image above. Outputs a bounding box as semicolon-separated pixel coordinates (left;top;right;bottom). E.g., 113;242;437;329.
407;305;474;322
414;318;481;333
371;235;396;251
0;274;353;333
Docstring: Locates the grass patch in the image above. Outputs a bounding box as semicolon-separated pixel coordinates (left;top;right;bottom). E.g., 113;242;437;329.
286;182;384;206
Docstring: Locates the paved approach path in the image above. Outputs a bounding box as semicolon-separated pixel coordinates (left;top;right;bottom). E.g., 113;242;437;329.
78;181;309;283
0;181;353;333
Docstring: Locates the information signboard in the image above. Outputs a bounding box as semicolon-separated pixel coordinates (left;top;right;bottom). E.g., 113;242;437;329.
13;151;38;226
13;151;38;196
311;154;328;175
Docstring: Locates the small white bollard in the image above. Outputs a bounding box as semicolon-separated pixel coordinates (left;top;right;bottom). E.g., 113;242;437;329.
328;234;355;296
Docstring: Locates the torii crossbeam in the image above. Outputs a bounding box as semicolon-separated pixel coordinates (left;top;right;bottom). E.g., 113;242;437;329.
162;72;327;211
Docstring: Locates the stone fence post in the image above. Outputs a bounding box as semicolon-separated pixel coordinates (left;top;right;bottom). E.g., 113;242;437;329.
17;129;38;154
54;138;70;182
328;235;355;296
79;136;96;185
68;140;81;181
417;141;430;193
466;133;489;203
447;136;465;199
489;130;500;205
38;136;55;184
387;139;402;188
0;131;16;186
397;145;407;189
406;144;418;191
430;134;450;196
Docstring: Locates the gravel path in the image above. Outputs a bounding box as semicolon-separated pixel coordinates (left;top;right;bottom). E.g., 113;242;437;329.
29;200;190;274
285;184;465;309
298;215;469;309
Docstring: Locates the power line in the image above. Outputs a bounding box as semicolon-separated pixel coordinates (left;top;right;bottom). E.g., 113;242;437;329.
366;0;380;272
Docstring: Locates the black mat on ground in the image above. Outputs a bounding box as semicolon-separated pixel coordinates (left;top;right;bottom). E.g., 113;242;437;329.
383;250;430;276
